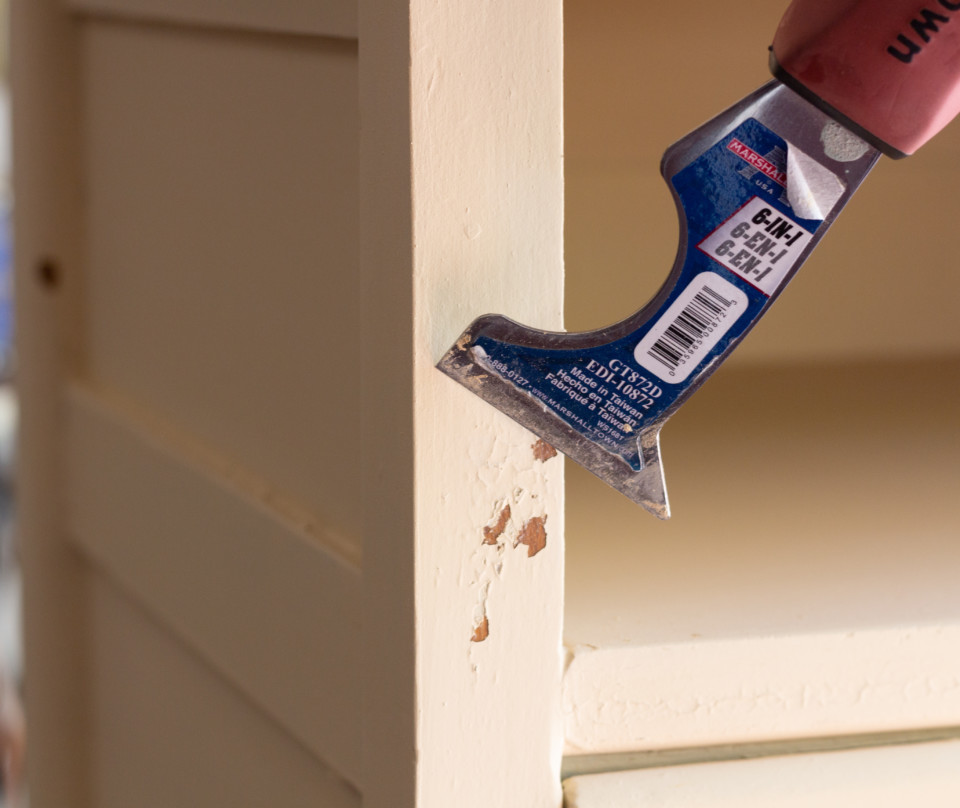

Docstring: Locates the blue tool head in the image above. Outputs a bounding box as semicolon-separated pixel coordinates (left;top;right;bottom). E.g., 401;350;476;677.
438;82;878;518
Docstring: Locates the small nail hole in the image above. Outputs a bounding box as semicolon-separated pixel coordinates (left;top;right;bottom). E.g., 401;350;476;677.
36;258;61;289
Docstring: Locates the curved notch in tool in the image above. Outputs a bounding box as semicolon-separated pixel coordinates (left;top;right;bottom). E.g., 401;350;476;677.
438;82;879;518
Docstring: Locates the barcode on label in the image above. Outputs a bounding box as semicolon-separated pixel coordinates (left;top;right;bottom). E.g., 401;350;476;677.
634;272;748;384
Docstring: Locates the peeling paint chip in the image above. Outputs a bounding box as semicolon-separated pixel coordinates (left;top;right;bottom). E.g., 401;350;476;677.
518;516;547;558
483;504;511;545
532;439;558;462
471;616;490;643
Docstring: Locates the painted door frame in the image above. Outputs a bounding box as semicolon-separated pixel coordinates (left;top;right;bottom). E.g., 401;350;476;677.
15;0;566;806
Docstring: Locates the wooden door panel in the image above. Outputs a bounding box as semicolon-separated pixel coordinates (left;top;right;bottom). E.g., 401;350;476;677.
80;19;363;548
61;11;365;794
64;382;363;785
87;575;361;808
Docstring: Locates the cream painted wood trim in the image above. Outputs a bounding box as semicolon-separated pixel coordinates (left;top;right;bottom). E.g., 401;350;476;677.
410;0;568;799
356;2;417;804
564;626;960;757
62;383;364;787
561;726;960;780
67;0;358;40
359;0;566;806
564;740;960;806
12;0;90;804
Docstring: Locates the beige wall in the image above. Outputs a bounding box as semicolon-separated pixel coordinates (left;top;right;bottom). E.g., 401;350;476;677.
565;0;960;365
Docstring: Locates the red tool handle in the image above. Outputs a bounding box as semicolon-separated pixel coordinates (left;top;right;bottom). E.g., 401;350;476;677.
771;0;960;156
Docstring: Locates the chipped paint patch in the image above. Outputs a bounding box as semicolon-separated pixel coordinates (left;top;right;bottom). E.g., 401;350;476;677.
483;503;511;545
466;434;559;650
532;439;558;462
471;616;490;643
471;577;493;648
518;516;547;557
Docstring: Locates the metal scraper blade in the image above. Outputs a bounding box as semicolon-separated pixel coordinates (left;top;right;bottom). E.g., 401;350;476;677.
437;81;879;518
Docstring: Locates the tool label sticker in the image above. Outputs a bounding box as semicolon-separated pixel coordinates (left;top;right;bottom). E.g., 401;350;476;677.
698;196;813;296
634;272;747;383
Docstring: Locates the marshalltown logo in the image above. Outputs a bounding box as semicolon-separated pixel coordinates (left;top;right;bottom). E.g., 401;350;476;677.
888;1;960;63
726;139;787;187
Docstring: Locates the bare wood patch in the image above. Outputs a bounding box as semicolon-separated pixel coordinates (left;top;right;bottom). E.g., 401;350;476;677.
518;516;547;558
471;616;490;643
483;504;511;545
532;439;558;462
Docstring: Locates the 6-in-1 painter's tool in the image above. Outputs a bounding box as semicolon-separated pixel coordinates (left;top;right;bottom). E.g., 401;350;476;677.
438;0;960;518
